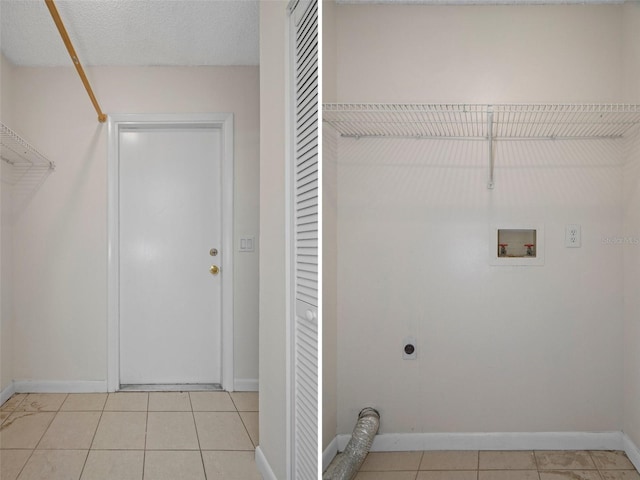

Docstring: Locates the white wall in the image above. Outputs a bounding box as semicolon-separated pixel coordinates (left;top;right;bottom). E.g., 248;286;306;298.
322;129;338;450
258;1;288;478
3;64;259;388
335;5;622;104
336;135;624;434
623;130;640;451
333;4;628;436
0;53;15;394
622;1;640;452
322;0;339;452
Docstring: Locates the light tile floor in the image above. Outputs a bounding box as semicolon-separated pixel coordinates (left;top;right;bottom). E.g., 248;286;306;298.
356;450;640;480
0;391;260;480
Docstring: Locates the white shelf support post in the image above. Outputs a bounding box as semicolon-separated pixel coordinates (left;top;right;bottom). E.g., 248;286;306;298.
487;106;495;190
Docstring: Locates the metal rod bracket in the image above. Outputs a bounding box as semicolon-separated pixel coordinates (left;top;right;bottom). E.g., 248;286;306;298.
487;106;495;189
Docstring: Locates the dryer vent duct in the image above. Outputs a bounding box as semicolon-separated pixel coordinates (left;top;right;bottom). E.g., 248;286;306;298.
323;407;380;480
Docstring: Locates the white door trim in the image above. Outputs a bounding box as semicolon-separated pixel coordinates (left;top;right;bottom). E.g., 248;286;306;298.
107;113;234;392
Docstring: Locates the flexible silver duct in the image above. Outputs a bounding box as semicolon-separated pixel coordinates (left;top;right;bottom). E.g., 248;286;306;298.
323;407;380;480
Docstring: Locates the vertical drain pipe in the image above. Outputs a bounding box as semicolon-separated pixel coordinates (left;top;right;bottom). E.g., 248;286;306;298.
323;408;380;480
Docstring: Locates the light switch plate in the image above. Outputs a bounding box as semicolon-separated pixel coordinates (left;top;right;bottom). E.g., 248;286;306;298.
239;235;255;252
565;224;581;248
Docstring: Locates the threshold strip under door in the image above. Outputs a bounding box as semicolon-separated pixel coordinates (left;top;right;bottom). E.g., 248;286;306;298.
119;383;223;392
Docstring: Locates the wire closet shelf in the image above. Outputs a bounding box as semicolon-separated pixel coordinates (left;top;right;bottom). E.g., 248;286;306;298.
323;103;640;140
1;122;55;171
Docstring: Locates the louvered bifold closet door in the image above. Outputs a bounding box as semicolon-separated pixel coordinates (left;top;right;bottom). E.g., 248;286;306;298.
289;0;318;479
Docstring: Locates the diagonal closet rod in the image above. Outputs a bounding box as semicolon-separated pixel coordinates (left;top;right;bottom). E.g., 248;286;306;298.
45;0;107;123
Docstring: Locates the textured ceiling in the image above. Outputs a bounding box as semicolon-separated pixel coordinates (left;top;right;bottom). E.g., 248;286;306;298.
0;0;628;67
0;0;259;67
337;0;625;4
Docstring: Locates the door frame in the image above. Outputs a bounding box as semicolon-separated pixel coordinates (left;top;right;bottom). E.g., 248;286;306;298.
107;113;234;392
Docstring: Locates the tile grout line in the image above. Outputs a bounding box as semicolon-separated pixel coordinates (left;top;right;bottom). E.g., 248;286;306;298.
18;394;69;480
532;450;541;480
0;393;26;416
2;392;263;479
238;410;256;449
4;394;36;480
588;450;603;480
229;392;239;411
229;392;259;451
359;450;637;480
587;450;602;479
31;393;68;450
352;450;640;479
189;391;209;480
143;392;149;480
587;450;640;478
78;394;108;480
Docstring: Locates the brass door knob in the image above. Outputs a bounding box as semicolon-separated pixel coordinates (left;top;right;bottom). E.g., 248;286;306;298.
209;265;220;275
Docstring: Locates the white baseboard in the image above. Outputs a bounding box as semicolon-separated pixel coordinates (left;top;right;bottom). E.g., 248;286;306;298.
13;380;108;393
234;378;258;392
0;381;16;405
624;432;640;472
323;436;339;471
255;446;278;480
336;431;625;452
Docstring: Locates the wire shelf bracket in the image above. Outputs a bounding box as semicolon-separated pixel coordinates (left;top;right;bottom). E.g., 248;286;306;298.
1;123;55;184
323;103;640;189
487;106;495;190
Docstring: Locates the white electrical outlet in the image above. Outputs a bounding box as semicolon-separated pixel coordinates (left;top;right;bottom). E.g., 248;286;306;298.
403;336;417;360
565;224;581;248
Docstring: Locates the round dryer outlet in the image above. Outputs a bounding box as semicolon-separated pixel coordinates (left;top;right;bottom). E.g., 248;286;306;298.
402;336;417;360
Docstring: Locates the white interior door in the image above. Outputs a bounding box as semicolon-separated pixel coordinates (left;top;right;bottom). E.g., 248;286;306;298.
119;126;222;386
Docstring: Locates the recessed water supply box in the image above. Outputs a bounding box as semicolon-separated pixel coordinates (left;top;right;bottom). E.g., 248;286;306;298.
490;224;545;266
